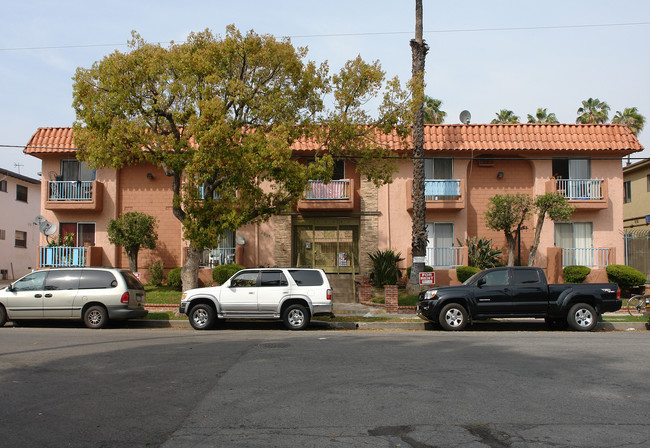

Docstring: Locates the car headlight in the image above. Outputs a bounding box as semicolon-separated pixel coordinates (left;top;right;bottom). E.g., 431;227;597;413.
423;289;437;301
181;293;187;301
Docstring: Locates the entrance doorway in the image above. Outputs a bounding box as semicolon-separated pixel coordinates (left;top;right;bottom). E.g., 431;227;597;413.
292;218;359;274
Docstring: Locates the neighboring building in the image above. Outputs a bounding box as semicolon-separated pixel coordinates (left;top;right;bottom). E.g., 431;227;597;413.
0;168;41;280
622;158;650;279
24;124;642;289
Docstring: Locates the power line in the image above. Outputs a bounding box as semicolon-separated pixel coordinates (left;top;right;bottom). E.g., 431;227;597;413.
1;21;648;51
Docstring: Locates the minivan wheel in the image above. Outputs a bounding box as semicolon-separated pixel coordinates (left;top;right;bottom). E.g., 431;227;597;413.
439;303;468;331
84;305;108;329
567;303;598;331
189;304;215;330
282;304;310;331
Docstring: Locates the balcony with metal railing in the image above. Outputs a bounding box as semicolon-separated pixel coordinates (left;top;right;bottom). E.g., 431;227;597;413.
545;178;608;209
407;179;465;210
561;247;611;268
297;179;355;211
425;246;464;268
45;180;104;211
39;246;87;267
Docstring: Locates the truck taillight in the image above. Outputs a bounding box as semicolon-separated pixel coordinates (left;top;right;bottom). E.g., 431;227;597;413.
327;289;332;301
121;292;130;304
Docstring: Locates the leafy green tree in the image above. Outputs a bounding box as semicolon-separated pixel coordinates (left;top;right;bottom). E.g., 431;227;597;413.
107;212;158;272
528;193;575;266
484;194;533;266
491;109;520;124
612;107;646;136
527;108;559;123
73;26;409;290
422;96;446;124
576;98;610;124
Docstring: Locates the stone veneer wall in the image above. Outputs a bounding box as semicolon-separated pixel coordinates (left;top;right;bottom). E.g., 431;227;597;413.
273;214;292;267
359;178;379;277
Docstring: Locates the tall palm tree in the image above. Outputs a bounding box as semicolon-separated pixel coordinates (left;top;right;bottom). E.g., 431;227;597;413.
491;109;520;124
576;98;610;124
422;96;446;124
612;107;646;136
527;107;559;123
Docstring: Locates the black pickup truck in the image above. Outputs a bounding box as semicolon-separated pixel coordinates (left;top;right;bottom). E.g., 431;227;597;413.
416;266;621;331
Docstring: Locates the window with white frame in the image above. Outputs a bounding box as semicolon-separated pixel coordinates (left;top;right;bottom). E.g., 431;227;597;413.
426;223;455;267
424;158;458;199
554;222;593;266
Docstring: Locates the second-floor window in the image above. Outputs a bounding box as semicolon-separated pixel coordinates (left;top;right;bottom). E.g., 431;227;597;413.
61;159;95;181
624;181;632;203
60;222;96;246
16;185;27;202
552;158;590;180
0;179;6;192
424;158;453;180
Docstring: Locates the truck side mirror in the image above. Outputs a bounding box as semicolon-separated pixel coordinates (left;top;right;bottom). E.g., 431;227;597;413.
477;278;486;287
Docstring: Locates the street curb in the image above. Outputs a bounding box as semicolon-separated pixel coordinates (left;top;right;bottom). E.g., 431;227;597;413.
128;319;648;331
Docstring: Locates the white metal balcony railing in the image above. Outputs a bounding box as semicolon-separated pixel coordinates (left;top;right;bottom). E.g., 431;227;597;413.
424;179;461;200
48;181;93;201
425;246;463;268
556;179;603;200
40;246;87;268
304;180;350;200
561;248;611;268
196;248;236;268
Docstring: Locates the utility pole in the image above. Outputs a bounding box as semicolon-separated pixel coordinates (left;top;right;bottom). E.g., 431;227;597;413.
407;0;429;294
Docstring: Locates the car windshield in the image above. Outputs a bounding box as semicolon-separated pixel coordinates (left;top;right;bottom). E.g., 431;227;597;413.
463;272;482;285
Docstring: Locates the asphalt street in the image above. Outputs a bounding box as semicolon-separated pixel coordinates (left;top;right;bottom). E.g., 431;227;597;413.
1;326;648;448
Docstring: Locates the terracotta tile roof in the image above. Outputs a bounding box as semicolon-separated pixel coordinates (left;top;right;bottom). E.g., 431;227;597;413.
25;123;643;156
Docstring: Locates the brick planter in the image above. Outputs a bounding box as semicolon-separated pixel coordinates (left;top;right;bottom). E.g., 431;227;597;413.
358;284;372;302
384;285;398;313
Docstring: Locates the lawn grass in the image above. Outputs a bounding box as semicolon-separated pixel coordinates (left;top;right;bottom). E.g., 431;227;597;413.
369;289;419;307
144;285;182;304
601;315;648;322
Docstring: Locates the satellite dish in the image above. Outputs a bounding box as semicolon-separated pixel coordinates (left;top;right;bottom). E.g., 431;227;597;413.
459;110;472;125
34;215;46;224
39;220;57;236
236;235;246;246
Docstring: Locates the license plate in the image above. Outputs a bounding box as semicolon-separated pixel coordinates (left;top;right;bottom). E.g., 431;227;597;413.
136;295;143;303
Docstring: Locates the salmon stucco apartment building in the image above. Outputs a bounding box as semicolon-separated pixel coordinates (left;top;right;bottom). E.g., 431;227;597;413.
24;123;642;293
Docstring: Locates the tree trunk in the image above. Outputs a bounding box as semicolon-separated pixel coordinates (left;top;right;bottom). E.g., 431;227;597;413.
506;233;517;266
528;213;546;266
182;244;202;291
127;249;138;273
407;0;429;295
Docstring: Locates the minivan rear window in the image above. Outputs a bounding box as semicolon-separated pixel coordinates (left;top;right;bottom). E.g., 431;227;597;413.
79;270;118;289
120;271;144;290
288;270;324;286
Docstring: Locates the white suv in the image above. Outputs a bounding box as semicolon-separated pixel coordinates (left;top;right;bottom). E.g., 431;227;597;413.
179;268;333;330
0;267;147;329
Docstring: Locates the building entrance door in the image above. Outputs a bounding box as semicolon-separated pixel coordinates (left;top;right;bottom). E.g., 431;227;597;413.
292;218;359;274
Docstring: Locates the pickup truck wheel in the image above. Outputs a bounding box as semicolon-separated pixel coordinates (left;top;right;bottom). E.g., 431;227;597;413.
567;303;597;331
282;304;310;331
439;303;468;331
189;304;215;330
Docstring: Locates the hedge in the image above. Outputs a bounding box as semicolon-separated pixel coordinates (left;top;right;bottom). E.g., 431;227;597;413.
606;264;646;291
456;266;481;283
563;265;591;283
213;264;246;285
167;267;182;291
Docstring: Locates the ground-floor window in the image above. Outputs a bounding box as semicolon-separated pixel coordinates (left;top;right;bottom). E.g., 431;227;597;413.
554;222;594;266
198;230;236;267
293;218;359;274
426;222;460;267
60;222;95;246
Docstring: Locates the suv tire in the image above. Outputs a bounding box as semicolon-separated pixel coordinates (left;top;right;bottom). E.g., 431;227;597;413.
189;304;215;330
282;304;310;331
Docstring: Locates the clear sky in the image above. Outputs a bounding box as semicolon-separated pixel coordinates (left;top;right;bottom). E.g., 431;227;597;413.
1;0;648;180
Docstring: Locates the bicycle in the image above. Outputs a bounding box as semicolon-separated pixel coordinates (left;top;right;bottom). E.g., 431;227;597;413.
625;294;649;317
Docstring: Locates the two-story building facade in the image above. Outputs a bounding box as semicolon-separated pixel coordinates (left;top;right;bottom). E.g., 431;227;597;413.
25;123;641;289
0;168;41;280
622;158;650;279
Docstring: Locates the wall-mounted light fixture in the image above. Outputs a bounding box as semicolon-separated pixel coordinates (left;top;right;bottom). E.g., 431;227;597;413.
497;171;504;179
146;173;154;180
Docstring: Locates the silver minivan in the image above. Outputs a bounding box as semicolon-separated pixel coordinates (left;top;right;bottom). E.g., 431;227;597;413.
0;267;147;329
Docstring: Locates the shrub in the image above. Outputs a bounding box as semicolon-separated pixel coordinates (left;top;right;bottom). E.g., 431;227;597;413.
459;236;503;269
456;266;481;283
368;249;404;287
213;264;245;285
406;265;433;278
563;265;591;283
606;264;646;292
167;267;183;291
148;261;165;286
